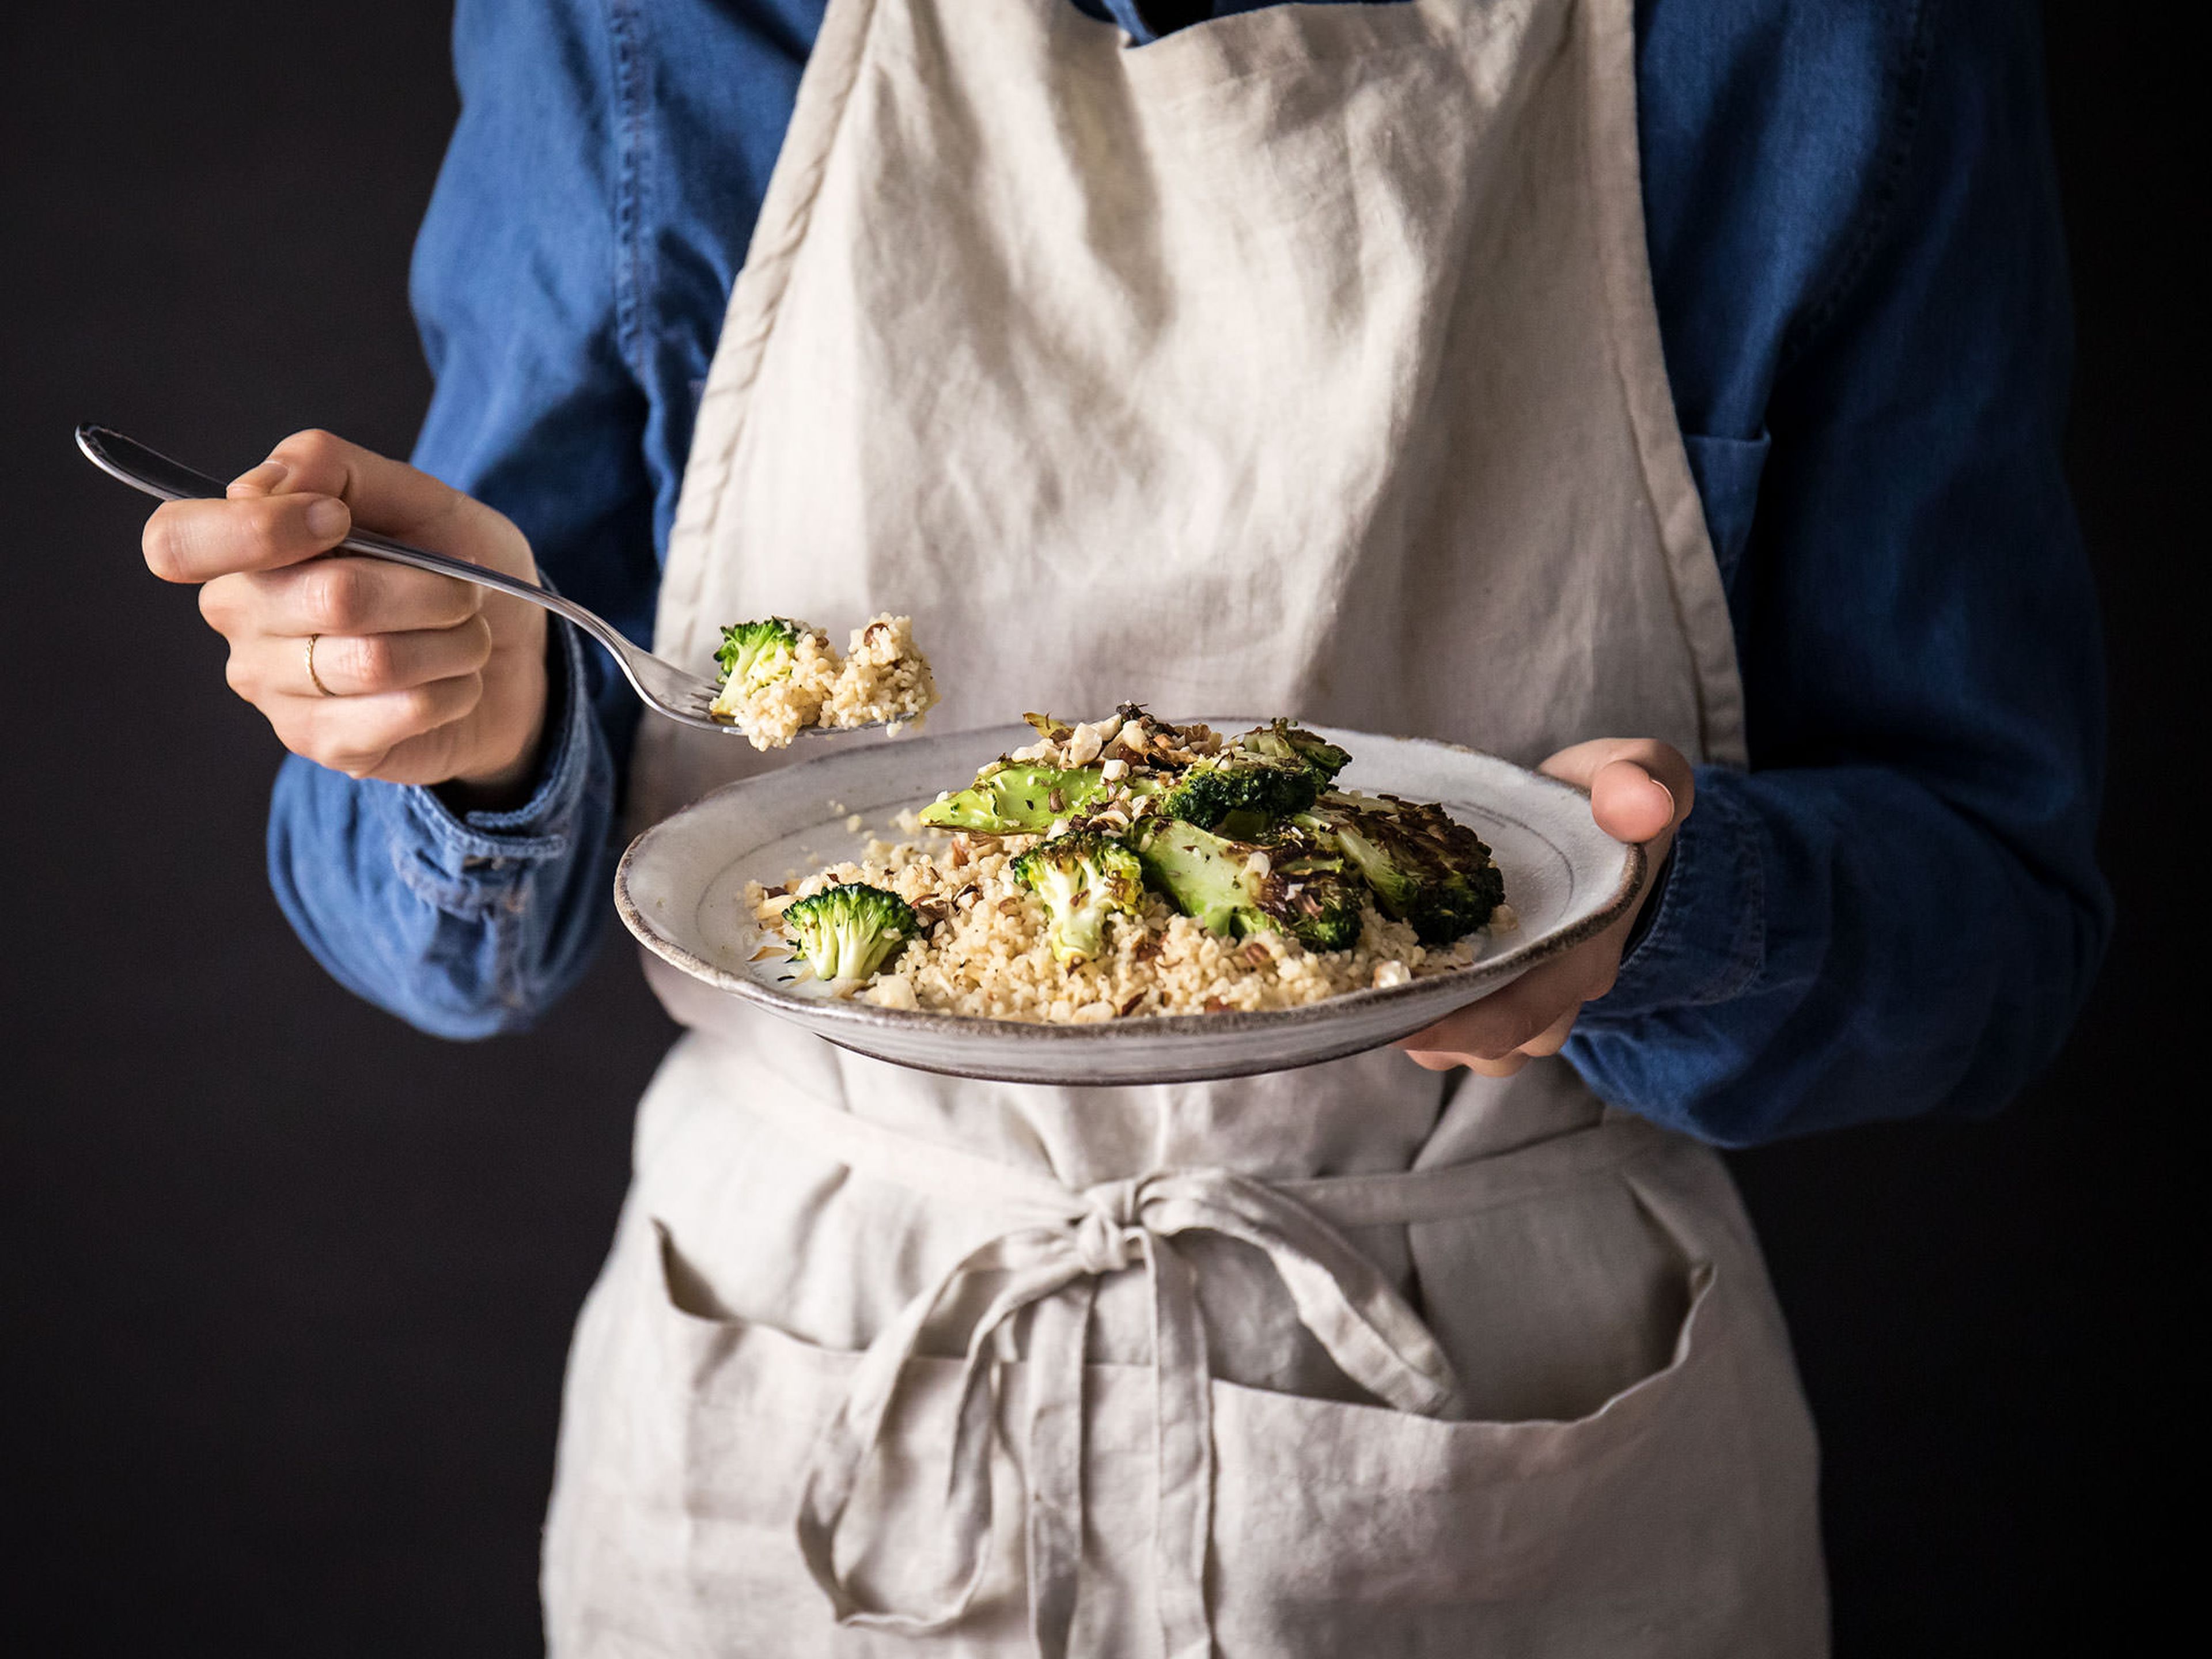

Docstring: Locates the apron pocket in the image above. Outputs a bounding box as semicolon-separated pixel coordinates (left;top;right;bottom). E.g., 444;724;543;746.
1208;1252;1718;1616
644;1221;865;1637
1207;1157;1746;1640
1410;1157;1700;1423
643;1221;1033;1649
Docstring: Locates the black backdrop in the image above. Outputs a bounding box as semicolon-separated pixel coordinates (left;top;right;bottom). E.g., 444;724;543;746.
0;5;2194;1653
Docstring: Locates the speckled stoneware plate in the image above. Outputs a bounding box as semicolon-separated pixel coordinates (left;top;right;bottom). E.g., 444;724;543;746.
615;720;1643;1086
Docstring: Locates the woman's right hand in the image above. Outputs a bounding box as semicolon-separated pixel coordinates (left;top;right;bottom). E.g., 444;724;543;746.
142;429;552;806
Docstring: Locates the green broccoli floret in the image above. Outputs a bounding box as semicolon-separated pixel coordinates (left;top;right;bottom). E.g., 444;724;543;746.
1134;820;1365;952
1010;830;1146;963
714;617;808;692
782;882;921;982
1305;796;1505;945
918;764;1109;833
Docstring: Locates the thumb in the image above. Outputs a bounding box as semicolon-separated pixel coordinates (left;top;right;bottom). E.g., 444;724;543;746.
1540;738;1694;846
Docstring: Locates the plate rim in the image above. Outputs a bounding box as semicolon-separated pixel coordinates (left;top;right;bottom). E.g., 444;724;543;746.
613;725;1647;1048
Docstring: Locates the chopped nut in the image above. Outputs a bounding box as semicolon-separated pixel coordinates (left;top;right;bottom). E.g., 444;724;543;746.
997;896;1024;914
749;945;784;963
1240;941;1272;968
866;974;919;1011
1203;996;1229;1014
1117;993;1145;1017
1047;788;1066;813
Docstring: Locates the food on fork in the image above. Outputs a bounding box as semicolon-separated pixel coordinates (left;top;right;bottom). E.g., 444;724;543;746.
707;613;937;748
746;707;1517;1022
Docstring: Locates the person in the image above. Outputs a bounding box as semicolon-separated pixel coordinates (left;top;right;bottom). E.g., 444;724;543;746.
138;0;2107;1652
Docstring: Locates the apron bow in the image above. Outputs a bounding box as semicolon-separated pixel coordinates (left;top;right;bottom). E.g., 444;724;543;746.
1070;1177;1145;1274
794;1166;1459;1659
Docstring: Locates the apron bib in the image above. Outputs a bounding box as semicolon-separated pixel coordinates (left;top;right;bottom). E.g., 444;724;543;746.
549;1;1825;1653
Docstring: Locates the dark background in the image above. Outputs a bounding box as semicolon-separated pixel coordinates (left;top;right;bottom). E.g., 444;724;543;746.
0;4;2194;1653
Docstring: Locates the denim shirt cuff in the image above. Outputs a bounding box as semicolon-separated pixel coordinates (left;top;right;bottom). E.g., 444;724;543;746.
1578;767;1766;1022
372;620;595;914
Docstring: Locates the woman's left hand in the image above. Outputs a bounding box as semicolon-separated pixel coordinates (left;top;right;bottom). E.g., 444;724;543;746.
1397;738;1692;1077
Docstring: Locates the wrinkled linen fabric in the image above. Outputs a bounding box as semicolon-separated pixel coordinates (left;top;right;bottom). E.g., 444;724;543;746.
265;0;2107;1150
541;0;1827;1652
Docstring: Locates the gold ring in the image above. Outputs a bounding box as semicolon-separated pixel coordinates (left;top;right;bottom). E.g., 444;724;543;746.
305;633;335;698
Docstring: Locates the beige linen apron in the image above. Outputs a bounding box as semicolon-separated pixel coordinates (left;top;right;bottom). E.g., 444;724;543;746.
548;1;1827;1653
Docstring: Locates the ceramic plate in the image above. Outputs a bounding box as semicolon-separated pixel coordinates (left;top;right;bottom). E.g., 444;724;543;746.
615;721;1643;1086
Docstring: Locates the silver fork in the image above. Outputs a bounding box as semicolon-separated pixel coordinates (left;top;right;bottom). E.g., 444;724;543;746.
78;424;880;737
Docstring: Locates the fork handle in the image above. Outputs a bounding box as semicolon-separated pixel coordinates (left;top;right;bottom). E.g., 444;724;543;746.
75;424;633;660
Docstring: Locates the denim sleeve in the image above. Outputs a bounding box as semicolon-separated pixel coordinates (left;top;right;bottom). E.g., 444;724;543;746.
263;0;654;1037
1571;0;2112;1143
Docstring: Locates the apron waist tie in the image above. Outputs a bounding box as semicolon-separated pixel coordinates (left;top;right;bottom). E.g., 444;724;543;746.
794;1165;1456;1659
756;1085;1662;1659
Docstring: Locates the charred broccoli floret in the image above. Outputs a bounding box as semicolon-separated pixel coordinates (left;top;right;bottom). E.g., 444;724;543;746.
1156;722;1351;832
1236;720;1351;782
918;763;1109;833
1134;820;1365;952
1304;796;1504;945
713;617;808;694
1156;752;1325;831
782;882;921;982
1010;830;1146;962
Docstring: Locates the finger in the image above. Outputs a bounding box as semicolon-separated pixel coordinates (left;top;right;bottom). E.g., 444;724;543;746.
236;618;494;701
1464;1052;1531;1078
269;675;487;776
1403;1048;1464;1072
1539;738;1694;844
208;555;485;639
252;429;527;575
144;491;353;584
1517;1003;1582;1059
1401;1047;1529;1078
1399;953;1589;1061
225;459;292;498
1589;759;1676;845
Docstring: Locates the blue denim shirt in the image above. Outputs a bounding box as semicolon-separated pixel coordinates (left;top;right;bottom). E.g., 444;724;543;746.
269;0;2109;1146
